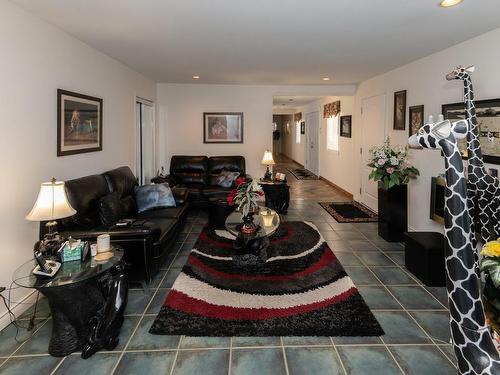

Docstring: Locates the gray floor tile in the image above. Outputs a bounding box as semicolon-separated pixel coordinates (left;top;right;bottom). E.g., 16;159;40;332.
370;267;417;285
114;316;140;350
356;252;395;266
385;252;405;266
174;349;229;375
114;351;176;374
128;316;180;350
388;286;444;310
347;240;379;252
332;335;382;345
0;320;45;357
18;297;51;319
161;268;181;288
409;311;451;343
374;311;431;344
425;286;449;307
389;345;457;375
344;267;380;285
357;286;401;309
125;290;151;315
281;336;332;346
180;336;231;348
55;353;120;374
334;252;363;266
146;289;170;314
327;240;353;252
232;336;281;347
337;346;402;375
0;356;60;375
16;319;52;355
285;347;343;375
371;241;404;251
231;348;286;375
336;230;366;240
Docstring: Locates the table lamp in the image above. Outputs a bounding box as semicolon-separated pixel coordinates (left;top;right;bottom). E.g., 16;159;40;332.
261;150;275;181
26;178;76;252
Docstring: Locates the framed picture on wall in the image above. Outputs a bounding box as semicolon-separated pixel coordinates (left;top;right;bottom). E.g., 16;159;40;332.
340;115;352;138
203;112;243;143
300;121;305;134
442;98;500;163
393;90;407;130
409;105;424;137
57;89;103;156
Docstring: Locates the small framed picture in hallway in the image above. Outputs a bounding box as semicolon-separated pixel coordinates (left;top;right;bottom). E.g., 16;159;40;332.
393;90;407;130
203;112;243;143
340;115;352;138
409;105;424;137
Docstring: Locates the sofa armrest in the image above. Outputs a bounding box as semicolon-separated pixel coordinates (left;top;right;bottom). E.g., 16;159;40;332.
151;175;177;186
172;187;189;205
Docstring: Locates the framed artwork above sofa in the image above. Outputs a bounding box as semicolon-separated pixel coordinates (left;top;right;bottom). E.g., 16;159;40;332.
203;112;243;143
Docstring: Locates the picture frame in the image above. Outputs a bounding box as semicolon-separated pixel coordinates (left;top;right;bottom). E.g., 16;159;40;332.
300;121;305;134
57;89;102;156
340;115;352;138
393;90;407;130
442;98;500;164
203;112;244;144
409;105;424;137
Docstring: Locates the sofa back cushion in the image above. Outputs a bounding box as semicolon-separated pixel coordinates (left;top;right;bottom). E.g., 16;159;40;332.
170;156;209;186
208;156;245;184
61;174;111;229
103;166;138;216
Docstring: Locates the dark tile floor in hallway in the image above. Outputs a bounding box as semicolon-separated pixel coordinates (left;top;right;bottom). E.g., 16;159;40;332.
0;158;457;374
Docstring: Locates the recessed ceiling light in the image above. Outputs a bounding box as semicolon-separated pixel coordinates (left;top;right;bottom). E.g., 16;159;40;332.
289;99;294;102
192;75;200;80
322;77;331;81
440;0;463;7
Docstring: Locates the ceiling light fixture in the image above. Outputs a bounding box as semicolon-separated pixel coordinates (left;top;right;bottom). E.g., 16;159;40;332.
440;0;463;7
322;77;331;81
192;75;200;80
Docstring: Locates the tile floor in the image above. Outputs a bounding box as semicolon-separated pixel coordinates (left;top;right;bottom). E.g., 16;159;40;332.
0;158;458;374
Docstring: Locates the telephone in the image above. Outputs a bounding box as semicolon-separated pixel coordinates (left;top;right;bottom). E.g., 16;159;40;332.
32;250;61;278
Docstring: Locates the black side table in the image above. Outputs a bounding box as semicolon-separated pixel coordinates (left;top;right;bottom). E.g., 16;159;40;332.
13;249;128;358
259;180;290;214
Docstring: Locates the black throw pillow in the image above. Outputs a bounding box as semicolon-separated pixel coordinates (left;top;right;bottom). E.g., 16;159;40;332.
98;192;125;226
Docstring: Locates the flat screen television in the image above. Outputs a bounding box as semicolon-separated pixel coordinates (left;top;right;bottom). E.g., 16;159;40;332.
430;176;445;224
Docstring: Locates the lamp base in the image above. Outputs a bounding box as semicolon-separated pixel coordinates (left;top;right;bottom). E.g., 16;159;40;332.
263;166;273;181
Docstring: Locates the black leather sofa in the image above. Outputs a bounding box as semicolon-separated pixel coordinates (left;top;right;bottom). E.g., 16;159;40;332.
53;166;189;285
165;155;247;207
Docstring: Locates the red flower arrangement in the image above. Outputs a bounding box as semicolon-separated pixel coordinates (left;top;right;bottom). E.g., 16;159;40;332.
227;176;263;216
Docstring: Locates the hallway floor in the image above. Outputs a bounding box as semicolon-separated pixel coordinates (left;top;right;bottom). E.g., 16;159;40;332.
0;157;457;374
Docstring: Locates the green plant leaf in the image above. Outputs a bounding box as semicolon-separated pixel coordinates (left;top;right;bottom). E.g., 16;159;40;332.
481;257;500;288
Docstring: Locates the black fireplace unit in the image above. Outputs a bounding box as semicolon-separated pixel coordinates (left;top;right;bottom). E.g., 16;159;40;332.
430;175;445;224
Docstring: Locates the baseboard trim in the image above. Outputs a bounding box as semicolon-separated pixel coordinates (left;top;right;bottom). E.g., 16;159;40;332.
319;176;354;200
0;290;39;331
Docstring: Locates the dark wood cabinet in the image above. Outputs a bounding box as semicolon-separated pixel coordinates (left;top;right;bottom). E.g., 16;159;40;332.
377;182;408;242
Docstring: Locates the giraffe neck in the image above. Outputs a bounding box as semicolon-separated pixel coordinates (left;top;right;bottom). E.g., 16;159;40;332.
440;139;486;330
463;76;483;167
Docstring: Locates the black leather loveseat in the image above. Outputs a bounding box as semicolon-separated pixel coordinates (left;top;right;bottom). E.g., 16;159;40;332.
53;166;189;285
165;155;247;207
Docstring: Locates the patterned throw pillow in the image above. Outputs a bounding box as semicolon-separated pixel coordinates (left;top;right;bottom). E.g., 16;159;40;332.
134;183;176;213
215;170;241;188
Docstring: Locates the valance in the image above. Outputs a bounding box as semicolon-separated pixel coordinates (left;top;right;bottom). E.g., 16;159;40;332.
323;101;341;118
294;112;302;122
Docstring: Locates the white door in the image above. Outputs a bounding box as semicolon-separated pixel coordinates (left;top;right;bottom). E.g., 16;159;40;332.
305;111;320;176
360;94;386;211
136;99;156;185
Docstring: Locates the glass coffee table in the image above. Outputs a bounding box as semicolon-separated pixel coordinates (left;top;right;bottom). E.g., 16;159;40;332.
13;247;127;358
225;207;280;266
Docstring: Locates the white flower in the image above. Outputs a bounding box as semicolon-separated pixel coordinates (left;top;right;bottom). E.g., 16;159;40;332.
390;157;399;166
377;158;386;166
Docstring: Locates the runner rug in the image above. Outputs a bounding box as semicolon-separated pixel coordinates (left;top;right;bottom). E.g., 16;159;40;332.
150;221;383;337
319;201;379;223
287;168;318;180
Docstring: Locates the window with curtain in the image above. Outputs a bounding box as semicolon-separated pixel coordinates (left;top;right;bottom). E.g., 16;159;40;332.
326;115;339;151
295;122;301;144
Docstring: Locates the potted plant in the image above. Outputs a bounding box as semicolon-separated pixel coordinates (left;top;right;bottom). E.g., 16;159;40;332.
480;240;500;350
367;137;419;241
227;177;264;234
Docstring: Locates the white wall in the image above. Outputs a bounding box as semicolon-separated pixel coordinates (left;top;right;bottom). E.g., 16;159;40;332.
352;27;500;232
0;0;155;328
156;84;356;176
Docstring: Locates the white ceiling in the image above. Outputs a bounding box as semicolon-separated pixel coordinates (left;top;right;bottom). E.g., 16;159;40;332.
273;96;325;110
13;0;500;85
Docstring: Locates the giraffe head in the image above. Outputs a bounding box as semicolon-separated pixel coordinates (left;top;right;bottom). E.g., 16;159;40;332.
446;65;475;81
408;118;468;150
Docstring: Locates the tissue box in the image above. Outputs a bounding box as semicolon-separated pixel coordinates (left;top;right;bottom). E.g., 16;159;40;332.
60;240;83;263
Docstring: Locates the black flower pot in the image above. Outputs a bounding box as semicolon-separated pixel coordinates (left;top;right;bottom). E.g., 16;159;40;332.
377;182;408;242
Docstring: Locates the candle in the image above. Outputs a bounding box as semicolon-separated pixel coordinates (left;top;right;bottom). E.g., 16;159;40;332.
97;234;110;253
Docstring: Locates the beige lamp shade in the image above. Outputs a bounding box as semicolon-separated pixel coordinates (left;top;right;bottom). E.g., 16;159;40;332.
261;150;275;166
26;179;76;222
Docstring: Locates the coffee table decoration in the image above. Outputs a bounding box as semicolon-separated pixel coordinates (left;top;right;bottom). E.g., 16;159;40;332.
150;221;383;337
226;176;264;235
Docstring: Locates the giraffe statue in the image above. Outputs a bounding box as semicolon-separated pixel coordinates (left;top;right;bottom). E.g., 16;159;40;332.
409;118;500;374
446;65;500;246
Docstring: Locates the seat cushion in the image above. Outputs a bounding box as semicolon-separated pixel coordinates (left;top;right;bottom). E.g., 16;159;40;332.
175;184;205;201
202;185;232;198
98;192;125;226
137;205;189;220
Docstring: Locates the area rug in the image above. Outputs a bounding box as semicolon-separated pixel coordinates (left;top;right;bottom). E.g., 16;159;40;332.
287;168;318;180
150;221;383;337
319;201;379;223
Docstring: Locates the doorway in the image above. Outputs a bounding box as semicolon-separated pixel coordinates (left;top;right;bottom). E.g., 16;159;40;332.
305;111;320;176
360;94;386;211
136;98;156;185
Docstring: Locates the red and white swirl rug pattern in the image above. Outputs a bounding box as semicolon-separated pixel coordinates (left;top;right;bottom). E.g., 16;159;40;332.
150;221;384;337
